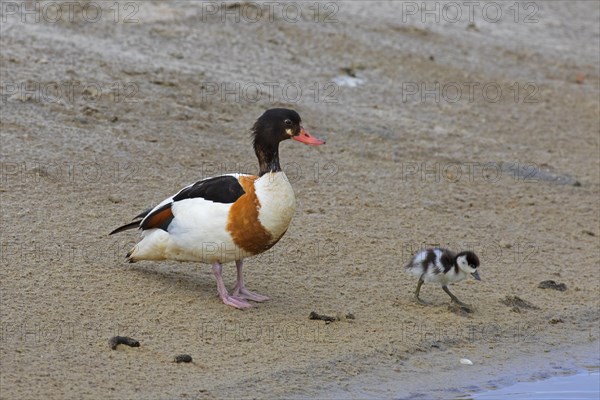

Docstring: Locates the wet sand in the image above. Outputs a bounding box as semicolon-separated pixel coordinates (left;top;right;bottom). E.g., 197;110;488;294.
1;1;599;399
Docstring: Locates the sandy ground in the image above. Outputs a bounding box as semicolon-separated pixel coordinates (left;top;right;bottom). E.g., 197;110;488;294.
1;1;599;399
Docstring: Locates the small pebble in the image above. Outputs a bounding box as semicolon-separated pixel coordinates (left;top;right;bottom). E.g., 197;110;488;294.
174;354;193;363
467;22;479;31
460;358;473;365
538;280;567;291
309;311;336;322
108;336;140;350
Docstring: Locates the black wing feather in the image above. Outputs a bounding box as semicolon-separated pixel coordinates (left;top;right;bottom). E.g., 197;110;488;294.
133;207;153;220
172;175;246;204
109;220;140;235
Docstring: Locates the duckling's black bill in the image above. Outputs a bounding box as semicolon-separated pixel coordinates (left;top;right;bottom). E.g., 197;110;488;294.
471;271;481;281
293;127;325;146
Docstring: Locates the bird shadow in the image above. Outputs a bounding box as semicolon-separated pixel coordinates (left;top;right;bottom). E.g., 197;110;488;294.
122;262;217;296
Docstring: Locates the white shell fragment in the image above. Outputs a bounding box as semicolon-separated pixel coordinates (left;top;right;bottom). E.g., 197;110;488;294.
460;358;474;365
332;75;365;87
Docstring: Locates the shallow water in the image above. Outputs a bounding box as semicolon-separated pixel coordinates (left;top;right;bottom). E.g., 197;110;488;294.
318;343;600;400
466;369;600;400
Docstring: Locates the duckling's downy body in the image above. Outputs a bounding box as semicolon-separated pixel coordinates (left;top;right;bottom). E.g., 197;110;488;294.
405;248;481;307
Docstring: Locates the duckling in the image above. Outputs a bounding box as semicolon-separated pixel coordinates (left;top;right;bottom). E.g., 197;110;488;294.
405;248;481;308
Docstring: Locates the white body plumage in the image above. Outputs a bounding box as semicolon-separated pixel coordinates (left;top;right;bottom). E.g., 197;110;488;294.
129;172;295;264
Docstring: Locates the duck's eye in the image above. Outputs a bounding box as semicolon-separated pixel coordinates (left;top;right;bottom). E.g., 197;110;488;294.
284;119;292;126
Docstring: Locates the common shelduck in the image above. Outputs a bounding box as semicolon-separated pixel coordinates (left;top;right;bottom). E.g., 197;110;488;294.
110;108;325;309
405;248;481;308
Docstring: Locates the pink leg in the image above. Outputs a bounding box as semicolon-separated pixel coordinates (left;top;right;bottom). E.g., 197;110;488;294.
232;260;270;302
211;262;251;309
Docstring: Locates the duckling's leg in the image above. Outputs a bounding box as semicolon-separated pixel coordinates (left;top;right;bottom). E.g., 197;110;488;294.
414;276;428;305
442;285;468;307
211;262;252;309
232;260;270;302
